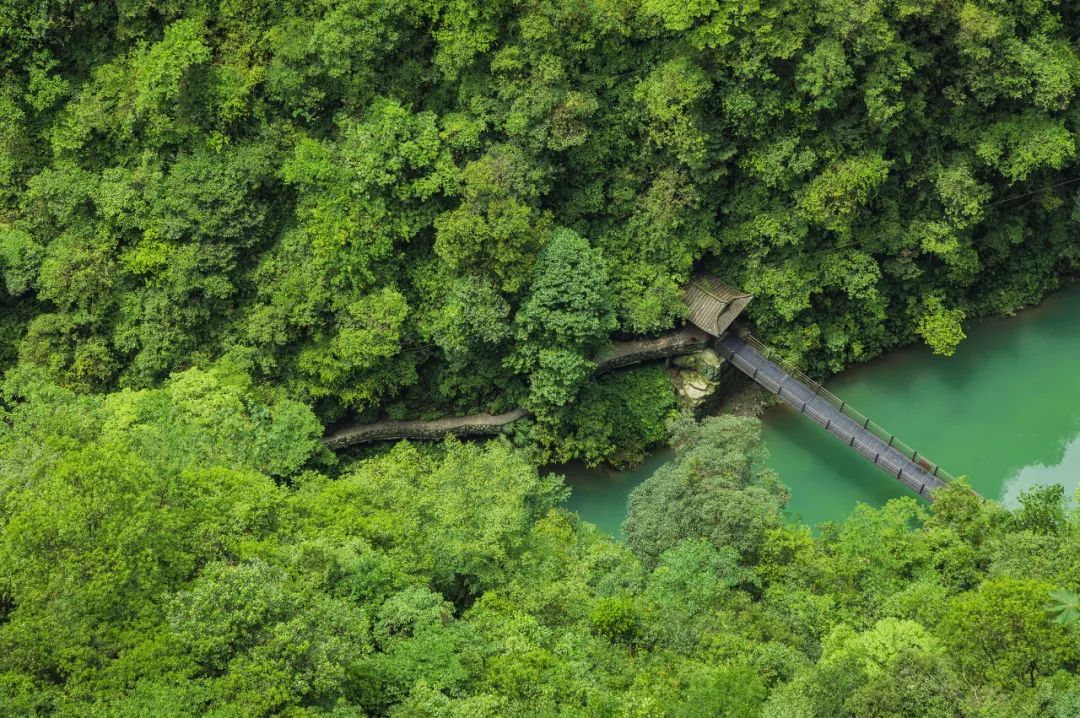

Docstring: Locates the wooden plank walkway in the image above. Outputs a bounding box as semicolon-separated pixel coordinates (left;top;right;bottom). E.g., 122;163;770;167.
324;408;528;449
716;333;951;499
323;328;714;450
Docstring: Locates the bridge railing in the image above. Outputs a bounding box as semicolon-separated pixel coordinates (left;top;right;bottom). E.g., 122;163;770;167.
737;332;958;484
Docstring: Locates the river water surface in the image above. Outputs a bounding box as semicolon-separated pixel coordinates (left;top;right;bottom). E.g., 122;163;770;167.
563;286;1080;535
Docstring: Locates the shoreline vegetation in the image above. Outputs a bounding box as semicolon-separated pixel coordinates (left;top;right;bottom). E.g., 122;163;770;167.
2;1;1080;715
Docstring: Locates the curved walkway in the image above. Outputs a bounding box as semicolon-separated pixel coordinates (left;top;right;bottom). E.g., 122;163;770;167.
323;408;529;449
323;327;714;450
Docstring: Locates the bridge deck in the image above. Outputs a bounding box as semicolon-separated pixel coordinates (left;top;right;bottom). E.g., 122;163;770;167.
716;333;950;499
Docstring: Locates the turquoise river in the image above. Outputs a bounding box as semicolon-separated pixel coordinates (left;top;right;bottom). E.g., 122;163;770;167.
562;286;1080;536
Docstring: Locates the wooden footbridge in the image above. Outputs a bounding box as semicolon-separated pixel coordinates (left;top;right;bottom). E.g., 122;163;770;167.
686;275;958;499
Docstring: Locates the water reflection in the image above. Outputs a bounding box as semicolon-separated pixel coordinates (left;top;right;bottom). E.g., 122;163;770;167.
1000;429;1080;506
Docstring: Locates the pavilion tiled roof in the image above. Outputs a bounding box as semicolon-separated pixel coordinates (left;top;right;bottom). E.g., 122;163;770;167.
682;274;752;336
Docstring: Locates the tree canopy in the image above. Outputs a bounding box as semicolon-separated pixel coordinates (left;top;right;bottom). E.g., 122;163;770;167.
1;379;1078;715
3;1;1080;714
4;0;1080;460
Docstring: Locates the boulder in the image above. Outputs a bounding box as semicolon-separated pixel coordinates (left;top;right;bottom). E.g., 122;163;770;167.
682;373;715;400
671;349;724;381
670;348;727;412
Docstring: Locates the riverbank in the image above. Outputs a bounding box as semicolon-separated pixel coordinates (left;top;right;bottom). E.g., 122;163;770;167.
564;285;1080;534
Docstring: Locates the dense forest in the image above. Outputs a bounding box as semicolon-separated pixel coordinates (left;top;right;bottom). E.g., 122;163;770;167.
3;0;1080;460
3;373;1080;715
2;0;1080;715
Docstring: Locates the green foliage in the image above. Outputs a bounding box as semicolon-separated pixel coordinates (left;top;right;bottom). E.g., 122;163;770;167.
766;619;958;717
0;363;316;711
0;379;1077;715
434;144;550;294
556;364;679;467
669;664;768;717
624;414;788;569
916;295;967;356
590;595;640;645
975;113;1076;183
1012;483;1067;534
944;576;1078;688
511;226;617;415
513;227;616;354
797;154;891;234
3;0;1080;458
427;277;512;367
1047;590;1080;625
4;1;1080;712
642;538;752;652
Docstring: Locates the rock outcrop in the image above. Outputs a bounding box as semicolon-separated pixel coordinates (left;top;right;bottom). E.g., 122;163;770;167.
670;348;726;412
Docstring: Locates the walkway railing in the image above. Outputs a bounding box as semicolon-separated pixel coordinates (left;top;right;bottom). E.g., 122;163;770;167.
738;332;958;484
